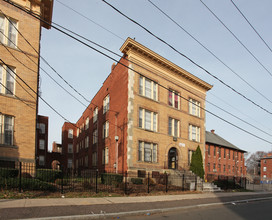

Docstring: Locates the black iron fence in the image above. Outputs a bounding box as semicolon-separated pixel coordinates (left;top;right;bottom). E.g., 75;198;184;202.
0;162;206;194
206;174;247;190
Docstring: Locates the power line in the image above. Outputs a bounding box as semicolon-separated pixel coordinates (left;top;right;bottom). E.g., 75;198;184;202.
230;0;272;54
199;0;272;78
147;0;272;105
101;0;272;116
55;0;125;41
5;0;272;144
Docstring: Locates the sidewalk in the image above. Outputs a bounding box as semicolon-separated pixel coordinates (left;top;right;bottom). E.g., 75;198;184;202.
1;192;272;219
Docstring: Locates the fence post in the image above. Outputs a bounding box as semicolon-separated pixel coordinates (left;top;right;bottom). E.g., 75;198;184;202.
147;172;150;194
182;174;185;191
95;169;98;194
165;173;168;193
19;162;22;193
195;175;197;191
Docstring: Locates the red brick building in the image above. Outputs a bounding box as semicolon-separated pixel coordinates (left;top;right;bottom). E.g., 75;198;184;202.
62;38;212;175
36;115;49;168
260;153;272;183
205;130;246;182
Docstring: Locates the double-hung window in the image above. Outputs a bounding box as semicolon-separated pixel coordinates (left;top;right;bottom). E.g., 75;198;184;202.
85;136;89;148
168;117;180;137
103;95;110;113
139;108;157;132
39;139;45;150
0;114;14;146
189;98;200;117
85;117;89;130
139;76;158;101
0;15;18;48
68;129;73;139
68;144;73;153
138;141;157;163
189;124;200;142
102;147;109;165
93;107;98;123
93;129;98;144
103;121;109;139
0;64;15;95
168;90;180;109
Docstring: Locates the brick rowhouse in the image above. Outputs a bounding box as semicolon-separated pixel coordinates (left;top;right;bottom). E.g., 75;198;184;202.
260;153;272;183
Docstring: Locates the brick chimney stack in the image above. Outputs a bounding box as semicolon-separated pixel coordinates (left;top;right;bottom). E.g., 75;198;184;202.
211;129;215;134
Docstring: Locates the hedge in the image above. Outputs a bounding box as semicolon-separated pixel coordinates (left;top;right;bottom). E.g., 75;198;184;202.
0;168;19;178
101;173;123;185
131;178;143;185
36;169;62;183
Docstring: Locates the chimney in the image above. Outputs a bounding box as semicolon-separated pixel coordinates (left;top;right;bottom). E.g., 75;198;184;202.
111;63;116;71
211;129;215;134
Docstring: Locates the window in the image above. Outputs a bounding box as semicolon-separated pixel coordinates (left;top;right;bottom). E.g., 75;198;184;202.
0;64;15;95
139;76;158;101
218;164;221;172
68;159;73;168
68;144;73;153
223;165;226;173
229;149;231;159
68;129;73;139
214;146;216;157
0;114;14;145
208;145;210;156
264;160;266;164
38;123;45;134
138;141;157;163
93;107;98;123
84;156;88;167
224;148;226;158
218;147;221;158
92;152;97;166
189;124;200;142
139;108;157;132
168;118;180;137
85;136;89;148
77;128;79;137
213;163;216;172
233;151;234;160
168;90;180;109
85;117;89;130
188;150;195;166
189;98;200;117
39;139;45;150
39;156;45;166
93;129;98;144
103;121;109;139
103;95;110;113
263;175;267;179
207;163;210;172
0;15;18;47
102;147;109;165
264;167;267;172
76;144;79;153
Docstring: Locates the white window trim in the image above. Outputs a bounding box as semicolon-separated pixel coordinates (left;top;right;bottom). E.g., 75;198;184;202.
138;141;158;163
0;15;18;48
168;90;180;109
93;107;98;123
168;117;180;137
103;121;109;139
0;64;16;95
189;98;201;117
0;114;14;146
85;117;89;130
139;76;158;101
103;95;110;114
189;124;200;142
139;108;157;132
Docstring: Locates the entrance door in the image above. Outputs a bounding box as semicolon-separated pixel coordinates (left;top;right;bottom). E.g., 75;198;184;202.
168;147;178;169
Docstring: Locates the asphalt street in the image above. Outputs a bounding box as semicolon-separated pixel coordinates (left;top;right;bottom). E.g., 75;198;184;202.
119;199;272;220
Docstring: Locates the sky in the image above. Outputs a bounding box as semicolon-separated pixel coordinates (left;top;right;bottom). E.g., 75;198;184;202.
38;0;272;155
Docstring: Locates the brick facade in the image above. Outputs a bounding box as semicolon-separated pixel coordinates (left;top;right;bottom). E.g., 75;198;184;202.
205;130;246;181
260;154;272;182
0;0;53;165
62;38;212;175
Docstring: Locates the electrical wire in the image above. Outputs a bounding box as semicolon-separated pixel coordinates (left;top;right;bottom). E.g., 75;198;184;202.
101;0;272;116
4;0;272;144
148;0;272;105
199;0;272;78
230;0;272;54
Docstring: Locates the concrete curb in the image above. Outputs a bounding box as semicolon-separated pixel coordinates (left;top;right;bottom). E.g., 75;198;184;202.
23;196;272;220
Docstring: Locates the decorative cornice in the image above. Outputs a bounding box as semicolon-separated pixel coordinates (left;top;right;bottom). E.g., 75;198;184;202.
120;37;213;91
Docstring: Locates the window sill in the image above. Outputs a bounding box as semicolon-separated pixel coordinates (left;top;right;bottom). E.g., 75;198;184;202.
138;94;159;103
0;144;18;149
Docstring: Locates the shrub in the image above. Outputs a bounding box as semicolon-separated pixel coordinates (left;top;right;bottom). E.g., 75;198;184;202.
101;173;123;185
0;168;19;178
36;169;62;183
190;146;204;179
131;178;143;185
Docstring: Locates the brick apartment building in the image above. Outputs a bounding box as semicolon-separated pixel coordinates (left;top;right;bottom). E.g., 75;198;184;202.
0;0;53;166
62;38;213;175
205;130;246;181
36;115;49;168
260;153;272;183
